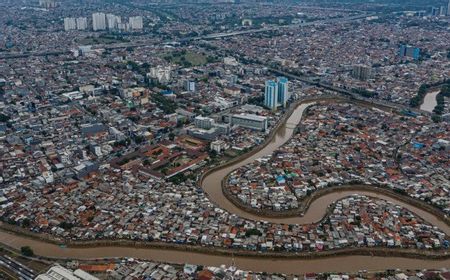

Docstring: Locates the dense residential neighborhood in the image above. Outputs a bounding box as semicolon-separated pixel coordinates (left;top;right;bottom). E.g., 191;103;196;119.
0;0;449;278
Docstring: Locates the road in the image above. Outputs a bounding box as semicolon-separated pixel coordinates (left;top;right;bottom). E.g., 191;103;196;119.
268;68;429;115
0;13;373;60
196;13;372;40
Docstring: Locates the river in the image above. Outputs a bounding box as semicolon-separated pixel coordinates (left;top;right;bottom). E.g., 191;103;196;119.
0;230;449;274
0;101;449;274
420;90;440;113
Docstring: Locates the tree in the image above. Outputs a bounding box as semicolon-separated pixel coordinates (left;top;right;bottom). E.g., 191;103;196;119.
168;132;175;141
59;221;74;230
21;246;34;257
431;114;442;123
245;228;262;237
0;113;10;122
135;135;145;144
21;218;30;227
161;168;169;175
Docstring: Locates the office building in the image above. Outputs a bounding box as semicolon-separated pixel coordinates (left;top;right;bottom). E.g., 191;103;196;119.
92;13;106;31
148;66;172;84
185;80;196;92
194;116;215;130
129;16;144;30
189;118;229;140
351;65;372;81
64;17;77;31
264;80;278;111
399;44;420;60
230;113;268;131
277;76;289;108
76;17;88;30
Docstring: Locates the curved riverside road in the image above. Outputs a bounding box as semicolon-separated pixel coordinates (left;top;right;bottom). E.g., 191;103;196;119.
0;100;449;274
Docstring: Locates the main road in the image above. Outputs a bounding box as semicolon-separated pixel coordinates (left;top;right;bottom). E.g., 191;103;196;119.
0;13;374;60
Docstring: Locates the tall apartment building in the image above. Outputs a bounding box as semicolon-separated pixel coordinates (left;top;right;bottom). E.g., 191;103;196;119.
106;14;121;30
76;17;88;30
277;76;289;108
39;0;57;8
264;80;278;111
351;65;372;81
92;13;106;31
431;6;441;16
264;77;290;111
447;0;450;16
129;16;144;30
64;17;77;31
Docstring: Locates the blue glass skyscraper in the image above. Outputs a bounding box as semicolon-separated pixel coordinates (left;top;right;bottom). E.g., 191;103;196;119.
399;44;420;60
277;77;289;108
264;78;289;111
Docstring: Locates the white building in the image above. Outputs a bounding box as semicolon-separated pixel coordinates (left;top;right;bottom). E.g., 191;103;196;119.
129;16;143;30
242;19;253;26
194;116;215;130
148;66;172;84
39;0;57;8
117;22;129;31
76;17;88;30
210;140;229;154
64;17;77;31
223;56;238;66
230;113;268;131
106;13;121;30
36;264;99;280
185;80;196;92
92;13;106;31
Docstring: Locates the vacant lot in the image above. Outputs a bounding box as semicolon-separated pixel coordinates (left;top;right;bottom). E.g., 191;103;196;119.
163;50;211;67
